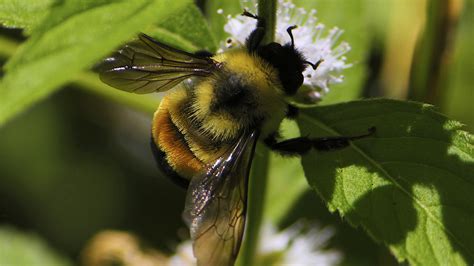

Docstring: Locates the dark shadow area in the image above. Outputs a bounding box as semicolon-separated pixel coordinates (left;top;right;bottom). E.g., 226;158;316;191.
345;185;417;246
0;27;25;42
361;38;386;98
0;88;187;259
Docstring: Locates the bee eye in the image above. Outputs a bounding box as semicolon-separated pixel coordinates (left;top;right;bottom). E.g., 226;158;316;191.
266;43;282;54
297;73;304;86
292;73;303;88
281;73;304;95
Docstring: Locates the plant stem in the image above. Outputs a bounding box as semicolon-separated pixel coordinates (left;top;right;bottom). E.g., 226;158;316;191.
408;0;464;105
258;0;277;45
237;143;270;266
237;1;276;265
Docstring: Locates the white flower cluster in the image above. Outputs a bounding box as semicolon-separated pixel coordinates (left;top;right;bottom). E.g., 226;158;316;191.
168;223;341;266
259;222;342;265
221;0;352;102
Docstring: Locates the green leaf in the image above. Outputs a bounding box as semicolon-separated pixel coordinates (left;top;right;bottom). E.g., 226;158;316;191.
0;0;54;32
72;71;159;115
0;0;191;128
297;99;474;265
147;4;217;52
0;226;71;266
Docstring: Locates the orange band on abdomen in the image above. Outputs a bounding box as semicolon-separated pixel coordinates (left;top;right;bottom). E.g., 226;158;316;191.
152;98;205;179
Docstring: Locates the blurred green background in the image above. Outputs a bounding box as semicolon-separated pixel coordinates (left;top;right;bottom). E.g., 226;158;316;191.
0;0;472;265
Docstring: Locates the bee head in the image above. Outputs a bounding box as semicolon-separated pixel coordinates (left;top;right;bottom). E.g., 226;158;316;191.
256;25;318;95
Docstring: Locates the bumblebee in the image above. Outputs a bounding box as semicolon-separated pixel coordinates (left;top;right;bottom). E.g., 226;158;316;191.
100;11;374;266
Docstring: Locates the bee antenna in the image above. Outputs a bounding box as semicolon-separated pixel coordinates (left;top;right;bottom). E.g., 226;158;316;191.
242;9;259;20
304;59;324;70
286;25;298;48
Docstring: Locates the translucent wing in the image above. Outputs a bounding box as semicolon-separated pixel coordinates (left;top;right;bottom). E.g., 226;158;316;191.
183;131;259;266
99;33;217;94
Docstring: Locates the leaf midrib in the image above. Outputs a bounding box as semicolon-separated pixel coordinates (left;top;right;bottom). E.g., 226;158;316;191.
299;112;474;260
379;160;474;186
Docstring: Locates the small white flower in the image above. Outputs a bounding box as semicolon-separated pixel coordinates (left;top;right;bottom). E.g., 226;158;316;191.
221;0;352;102
259;222;342;265
168;222;342;266
168;240;195;266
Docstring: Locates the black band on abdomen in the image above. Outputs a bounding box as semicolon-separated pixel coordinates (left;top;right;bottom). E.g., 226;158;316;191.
150;136;190;189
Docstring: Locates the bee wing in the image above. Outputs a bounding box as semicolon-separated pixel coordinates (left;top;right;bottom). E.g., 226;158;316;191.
99;33;217;94
183;131;259;266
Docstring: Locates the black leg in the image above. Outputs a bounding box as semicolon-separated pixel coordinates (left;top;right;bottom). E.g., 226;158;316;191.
242;10;266;52
265;127;376;156
286;104;299;119
265;134;312;156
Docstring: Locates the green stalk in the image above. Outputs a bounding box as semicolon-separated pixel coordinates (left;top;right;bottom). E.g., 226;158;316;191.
237;143;270;266
408;0;464;105
258;0;277;45
237;1;276;265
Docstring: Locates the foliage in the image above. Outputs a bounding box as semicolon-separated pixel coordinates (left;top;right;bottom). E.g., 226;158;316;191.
0;226;71;266
0;0;54;32
0;0;194;127
299;99;473;264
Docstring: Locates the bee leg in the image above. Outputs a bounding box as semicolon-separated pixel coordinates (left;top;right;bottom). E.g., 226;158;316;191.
265;134;312;156
265;127;376;155
312;126;375;151
242;10;266;51
247;27;265;52
286;104;299;119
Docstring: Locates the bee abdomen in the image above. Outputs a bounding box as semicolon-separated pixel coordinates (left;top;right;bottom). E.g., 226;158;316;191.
150;137;190;188
151;97;205;183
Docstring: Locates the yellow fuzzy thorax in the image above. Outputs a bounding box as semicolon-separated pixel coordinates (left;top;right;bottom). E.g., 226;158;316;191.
190;49;287;140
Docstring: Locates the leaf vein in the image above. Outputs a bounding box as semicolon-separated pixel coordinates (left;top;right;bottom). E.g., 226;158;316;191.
424;217;442;266
379;161;474;187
